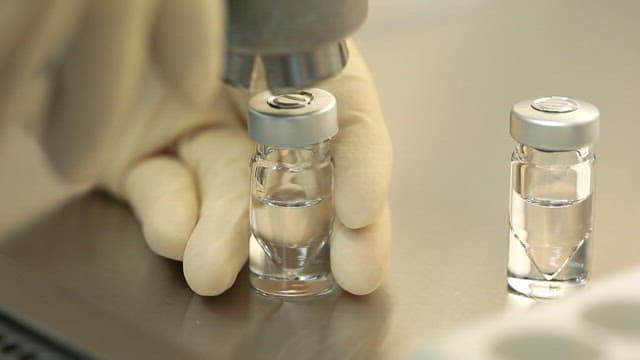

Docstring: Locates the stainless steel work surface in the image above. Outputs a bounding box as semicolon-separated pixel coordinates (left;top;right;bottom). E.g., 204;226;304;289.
2;1;640;359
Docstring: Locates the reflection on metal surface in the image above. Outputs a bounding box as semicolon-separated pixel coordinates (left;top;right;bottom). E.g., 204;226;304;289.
184;287;391;359
504;289;537;312
0;254;195;359
0;309;87;359
0;193;391;358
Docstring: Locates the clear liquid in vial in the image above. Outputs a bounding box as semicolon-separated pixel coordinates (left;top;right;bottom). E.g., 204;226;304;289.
249;187;334;297
508;191;592;298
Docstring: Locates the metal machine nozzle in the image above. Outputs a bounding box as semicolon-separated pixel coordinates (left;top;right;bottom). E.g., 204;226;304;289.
224;0;367;92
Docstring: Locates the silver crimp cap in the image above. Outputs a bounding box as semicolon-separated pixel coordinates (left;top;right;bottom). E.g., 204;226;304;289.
248;88;338;147
510;96;600;151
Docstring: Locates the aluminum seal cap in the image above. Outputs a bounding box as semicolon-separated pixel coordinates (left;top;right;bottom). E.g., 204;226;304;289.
510;96;600;151
248;88;338;147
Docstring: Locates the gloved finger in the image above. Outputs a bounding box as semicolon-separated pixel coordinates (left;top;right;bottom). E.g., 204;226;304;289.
124;156;198;261
43;0;157;181
154;0;224;107
177;126;254;295
0;0;84;125
0;1;40;73
1;72;51;137
318;42;393;229
0;0;82;69
331;205;391;295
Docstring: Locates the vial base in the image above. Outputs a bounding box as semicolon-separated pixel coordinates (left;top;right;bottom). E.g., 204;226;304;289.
249;234;335;298
507;233;589;299
250;273;335;298
507;275;586;299
508;191;591;299
507;232;589;299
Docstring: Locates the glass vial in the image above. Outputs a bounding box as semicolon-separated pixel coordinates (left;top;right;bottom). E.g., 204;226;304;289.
247;89;338;297
508;96;600;298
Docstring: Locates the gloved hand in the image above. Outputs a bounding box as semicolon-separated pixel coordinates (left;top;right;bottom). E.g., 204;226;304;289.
110;45;392;296
1;0;392;296
0;0;223;180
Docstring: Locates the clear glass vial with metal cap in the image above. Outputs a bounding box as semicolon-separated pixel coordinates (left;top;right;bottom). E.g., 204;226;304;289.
247;88;338;297
508;96;600;298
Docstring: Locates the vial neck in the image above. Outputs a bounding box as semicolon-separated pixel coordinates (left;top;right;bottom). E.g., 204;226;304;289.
514;144;594;166
256;140;332;163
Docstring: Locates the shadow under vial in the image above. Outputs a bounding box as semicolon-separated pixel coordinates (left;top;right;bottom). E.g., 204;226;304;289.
581;300;640;337
492;331;601;360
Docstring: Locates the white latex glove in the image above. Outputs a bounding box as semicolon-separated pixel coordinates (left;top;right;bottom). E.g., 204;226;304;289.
0;0;223;180
1;0;392;296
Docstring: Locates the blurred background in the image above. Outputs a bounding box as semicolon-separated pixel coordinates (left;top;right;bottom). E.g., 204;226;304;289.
1;1;639;358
